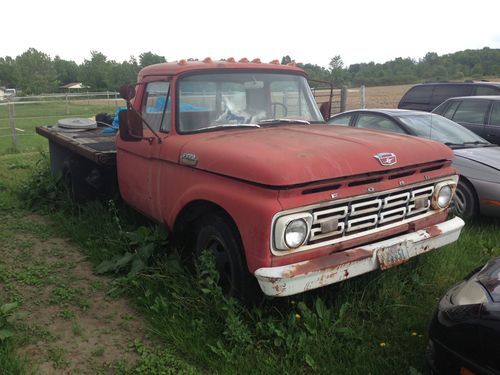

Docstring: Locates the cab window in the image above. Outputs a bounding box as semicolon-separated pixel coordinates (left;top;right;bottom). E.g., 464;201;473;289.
328;114;352;126
356;114;406;134
442;100;460;118
142;81;171;132
452;100;489;124
475;86;500;95
490;102;500;126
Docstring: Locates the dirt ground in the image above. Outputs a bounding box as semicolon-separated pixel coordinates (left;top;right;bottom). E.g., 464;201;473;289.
0;213;150;374
345;84;412;111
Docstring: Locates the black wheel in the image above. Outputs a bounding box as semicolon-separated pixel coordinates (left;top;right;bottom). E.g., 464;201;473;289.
195;213;260;303
62;157;96;202
453;180;478;220
271;102;288;117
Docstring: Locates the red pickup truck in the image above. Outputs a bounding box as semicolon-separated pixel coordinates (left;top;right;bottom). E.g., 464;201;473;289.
37;58;464;299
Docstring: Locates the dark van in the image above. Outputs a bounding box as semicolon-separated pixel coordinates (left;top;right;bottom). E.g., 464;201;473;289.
398;82;500;112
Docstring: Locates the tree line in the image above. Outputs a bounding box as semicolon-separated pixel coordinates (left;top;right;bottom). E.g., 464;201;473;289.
1;47;499;95
0;49;166;95
289;47;500;86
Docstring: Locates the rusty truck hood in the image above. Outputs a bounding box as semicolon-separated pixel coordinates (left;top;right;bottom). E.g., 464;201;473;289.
180;125;453;187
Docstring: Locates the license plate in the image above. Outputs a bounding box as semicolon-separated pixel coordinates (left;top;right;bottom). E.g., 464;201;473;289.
377;243;410;270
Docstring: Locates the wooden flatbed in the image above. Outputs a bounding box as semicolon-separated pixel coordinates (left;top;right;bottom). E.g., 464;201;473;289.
36;125;116;166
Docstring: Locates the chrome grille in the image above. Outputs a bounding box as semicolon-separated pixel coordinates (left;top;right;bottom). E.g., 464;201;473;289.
308;183;434;245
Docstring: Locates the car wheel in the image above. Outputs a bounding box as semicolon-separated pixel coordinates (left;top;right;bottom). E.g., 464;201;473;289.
453;180;478;220
195;213;260;303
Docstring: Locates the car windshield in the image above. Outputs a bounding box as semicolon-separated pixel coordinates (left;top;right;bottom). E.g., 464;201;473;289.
177;72;324;133
396;113;490;146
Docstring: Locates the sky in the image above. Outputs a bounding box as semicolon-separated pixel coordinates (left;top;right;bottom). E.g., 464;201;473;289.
2;0;500;68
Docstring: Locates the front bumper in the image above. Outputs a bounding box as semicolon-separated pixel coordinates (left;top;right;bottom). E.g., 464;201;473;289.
255;216;465;296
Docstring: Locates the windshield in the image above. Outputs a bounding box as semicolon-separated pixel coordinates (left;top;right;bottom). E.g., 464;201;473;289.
177;72;323;132
396;113;489;145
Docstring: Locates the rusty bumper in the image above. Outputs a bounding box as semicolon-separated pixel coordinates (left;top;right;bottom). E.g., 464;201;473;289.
255;216;465;297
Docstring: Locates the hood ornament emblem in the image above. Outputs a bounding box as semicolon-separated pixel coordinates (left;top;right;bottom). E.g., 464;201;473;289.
374;152;397;166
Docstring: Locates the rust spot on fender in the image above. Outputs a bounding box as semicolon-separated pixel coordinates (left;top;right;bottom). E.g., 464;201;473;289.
426;225;442;237
268;277;287;294
282;248;372;279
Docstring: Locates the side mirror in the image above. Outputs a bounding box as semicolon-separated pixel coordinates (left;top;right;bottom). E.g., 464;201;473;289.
319;102;332;121
118;109;143;142
119;85;136;101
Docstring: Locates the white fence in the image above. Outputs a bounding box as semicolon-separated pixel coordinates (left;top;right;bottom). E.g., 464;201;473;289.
0;92;121;148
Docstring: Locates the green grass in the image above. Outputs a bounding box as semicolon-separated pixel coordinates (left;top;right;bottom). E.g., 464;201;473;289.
0;341;28;375
0;100;121;155
1;151;499;374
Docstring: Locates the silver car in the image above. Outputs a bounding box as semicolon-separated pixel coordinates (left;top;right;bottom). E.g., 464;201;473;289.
328;109;500;220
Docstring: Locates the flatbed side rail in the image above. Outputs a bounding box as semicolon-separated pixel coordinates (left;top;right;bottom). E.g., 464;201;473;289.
36;126;116;166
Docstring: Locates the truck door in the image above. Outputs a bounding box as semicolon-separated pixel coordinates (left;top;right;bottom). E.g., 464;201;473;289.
116;80;171;218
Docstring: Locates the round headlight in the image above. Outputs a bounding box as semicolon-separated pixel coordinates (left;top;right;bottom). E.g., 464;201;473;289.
437;185;453;208
284;219;308;248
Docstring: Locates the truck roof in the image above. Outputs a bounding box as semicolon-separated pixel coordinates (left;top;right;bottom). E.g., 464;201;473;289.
138;58;306;78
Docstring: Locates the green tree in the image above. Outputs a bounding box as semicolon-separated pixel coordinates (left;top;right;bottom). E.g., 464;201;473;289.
54;56;78;86
329;55;345;84
79;51;111;90
14;48;57;94
139;52;166;68
0;56;15;88
281;55;292;65
108;57;140;89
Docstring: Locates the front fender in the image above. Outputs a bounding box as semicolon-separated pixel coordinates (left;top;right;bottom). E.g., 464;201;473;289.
163;166;281;272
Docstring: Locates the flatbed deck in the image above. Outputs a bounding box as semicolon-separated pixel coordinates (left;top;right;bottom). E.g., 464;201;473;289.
36;125;116;166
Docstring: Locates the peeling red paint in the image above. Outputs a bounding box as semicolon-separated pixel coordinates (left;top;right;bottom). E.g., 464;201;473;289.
426;225;442;237
281;248;372;279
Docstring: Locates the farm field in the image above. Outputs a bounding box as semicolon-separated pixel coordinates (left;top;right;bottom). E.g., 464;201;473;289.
0;84;499;373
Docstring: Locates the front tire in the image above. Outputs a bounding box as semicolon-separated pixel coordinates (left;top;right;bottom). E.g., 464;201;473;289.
453;180;478;220
194;213;260;303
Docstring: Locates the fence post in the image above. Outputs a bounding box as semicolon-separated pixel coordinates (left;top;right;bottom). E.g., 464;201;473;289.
65;92;69;114
87;91;90;105
360;85;366;109
340;86;348;112
7;96;17;147
114;92;118;107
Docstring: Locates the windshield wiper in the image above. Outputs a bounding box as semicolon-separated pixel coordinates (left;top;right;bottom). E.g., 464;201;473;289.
194;124;260;132
444;141;493;148
444;142;464;147
257;118;310;126
462;141;493;146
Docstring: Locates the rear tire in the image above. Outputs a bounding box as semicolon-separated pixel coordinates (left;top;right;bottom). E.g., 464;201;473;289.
194;213;261;304
453;180;478;220
62;157;95;202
